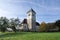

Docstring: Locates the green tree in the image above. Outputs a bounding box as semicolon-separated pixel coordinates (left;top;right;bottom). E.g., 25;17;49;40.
0;17;9;32
40;22;47;32
10;18;16;32
55;20;60;31
14;17;20;27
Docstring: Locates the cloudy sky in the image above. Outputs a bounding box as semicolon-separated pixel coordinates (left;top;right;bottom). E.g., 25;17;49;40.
0;0;60;23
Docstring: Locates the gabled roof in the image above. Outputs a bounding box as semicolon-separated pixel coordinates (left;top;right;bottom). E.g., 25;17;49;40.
27;8;36;14
36;22;40;26
22;19;40;26
22;19;27;24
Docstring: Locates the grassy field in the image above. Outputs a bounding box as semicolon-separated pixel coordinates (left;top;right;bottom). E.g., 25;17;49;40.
0;32;60;40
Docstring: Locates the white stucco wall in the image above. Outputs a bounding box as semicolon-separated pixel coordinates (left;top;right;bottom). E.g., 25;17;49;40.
35;26;40;31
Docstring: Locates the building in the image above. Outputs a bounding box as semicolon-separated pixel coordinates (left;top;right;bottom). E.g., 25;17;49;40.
20;8;40;32
47;23;59;32
27;8;36;31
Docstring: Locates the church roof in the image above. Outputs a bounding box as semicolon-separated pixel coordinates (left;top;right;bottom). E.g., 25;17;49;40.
36;22;40;26
27;8;36;14
22;19;27;24
22;19;40;26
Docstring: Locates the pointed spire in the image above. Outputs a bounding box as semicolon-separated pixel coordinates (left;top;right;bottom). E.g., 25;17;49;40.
27;8;36;14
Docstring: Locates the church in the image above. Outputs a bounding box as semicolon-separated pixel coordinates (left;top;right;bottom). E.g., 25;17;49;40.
19;8;40;32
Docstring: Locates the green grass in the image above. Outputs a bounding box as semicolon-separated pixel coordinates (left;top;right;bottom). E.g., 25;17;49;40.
0;32;60;40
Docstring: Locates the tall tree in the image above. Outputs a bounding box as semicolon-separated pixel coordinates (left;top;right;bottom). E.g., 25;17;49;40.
14;17;20;27
0;17;9;32
10;18;16;32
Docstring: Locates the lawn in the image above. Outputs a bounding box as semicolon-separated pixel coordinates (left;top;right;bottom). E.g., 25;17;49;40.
0;32;60;40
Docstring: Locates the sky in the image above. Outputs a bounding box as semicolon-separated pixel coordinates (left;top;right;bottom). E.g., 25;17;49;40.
0;0;60;23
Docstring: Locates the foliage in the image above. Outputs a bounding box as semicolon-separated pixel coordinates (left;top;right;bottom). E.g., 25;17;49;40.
55;20;60;27
9;18;16;32
0;17;20;32
55;20;60;31
40;22;47;32
0;17;9;32
14;17;20;26
0;26;6;32
9;18;20;32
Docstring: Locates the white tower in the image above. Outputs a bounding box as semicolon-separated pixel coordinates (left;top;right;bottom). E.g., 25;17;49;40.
27;8;36;31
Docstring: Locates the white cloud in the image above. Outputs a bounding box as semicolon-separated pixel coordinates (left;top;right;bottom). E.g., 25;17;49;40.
0;9;9;16
0;9;16;18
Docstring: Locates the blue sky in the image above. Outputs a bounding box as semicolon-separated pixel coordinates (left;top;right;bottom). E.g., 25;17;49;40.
0;0;60;23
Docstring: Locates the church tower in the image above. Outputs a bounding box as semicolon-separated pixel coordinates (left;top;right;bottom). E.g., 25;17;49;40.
27;8;36;31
